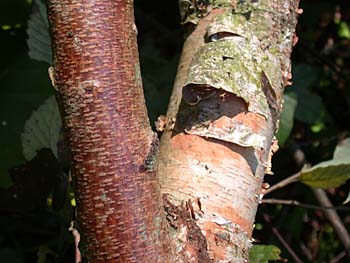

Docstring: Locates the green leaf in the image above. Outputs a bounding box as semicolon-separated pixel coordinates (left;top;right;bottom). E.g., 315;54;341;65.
290;64;327;124
21;95;61;161
291;64;319;90
300;138;350;188
0;54;52;187
276;93;297;146
310;122;325;133
294;89;326;124
338;22;350;39
26;0;52;64
249;245;281;263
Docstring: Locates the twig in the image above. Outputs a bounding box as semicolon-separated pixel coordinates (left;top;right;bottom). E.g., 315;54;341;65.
287;141;350;257
262;198;350;211
312;188;350;252
299;41;350;83
264;172;301;196
263;214;304;263
329;250;347;263
300;242;313;261
69;221;82;263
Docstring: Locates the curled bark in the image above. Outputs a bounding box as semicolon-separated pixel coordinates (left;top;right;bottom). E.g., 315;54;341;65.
157;1;301;262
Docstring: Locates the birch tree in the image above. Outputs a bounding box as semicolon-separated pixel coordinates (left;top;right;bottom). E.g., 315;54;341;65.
46;0;301;262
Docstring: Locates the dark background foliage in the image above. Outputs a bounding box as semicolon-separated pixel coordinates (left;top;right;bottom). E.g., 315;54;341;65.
0;0;349;262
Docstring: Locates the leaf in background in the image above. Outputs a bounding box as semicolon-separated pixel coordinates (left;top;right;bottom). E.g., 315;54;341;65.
293;89;327;124
26;0;52;64
0;54;53;187
249;244;281;263
292;64;319;90
276;93;297;146
0;148;61;212
300;138;350;188
338;21;350;39
310;122;325;133
290;64;327;124
21;95;61;160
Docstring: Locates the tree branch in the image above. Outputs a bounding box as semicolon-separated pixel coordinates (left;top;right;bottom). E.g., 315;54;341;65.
262;198;350;211
264;172;301;196
263;214;304;263
312;188;350;251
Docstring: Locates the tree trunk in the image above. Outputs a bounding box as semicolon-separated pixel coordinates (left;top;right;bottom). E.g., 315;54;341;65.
47;0;175;262
157;0;300;262
48;0;300;262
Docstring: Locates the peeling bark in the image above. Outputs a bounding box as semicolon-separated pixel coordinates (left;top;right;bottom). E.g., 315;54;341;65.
157;0;300;262
47;0;175;262
48;0;300;262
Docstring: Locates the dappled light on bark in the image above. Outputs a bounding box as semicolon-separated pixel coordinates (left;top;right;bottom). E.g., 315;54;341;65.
157;0;300;261
48;0;175;262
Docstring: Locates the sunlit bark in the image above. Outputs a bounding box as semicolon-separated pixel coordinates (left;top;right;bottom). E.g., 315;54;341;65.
48;0;300;262
157;1;300;261
48;0;174;262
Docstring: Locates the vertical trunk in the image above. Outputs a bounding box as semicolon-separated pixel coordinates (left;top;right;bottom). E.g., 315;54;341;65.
48;0;174;262
157;1;300;262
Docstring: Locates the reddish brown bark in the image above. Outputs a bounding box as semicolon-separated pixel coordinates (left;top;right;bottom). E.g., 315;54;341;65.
48;0;174;262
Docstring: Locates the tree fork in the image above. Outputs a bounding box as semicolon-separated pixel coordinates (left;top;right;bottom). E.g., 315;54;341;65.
48;0;174;262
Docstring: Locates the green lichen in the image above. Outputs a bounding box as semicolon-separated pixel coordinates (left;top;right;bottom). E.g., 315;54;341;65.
210;0;233;8
184;39;270;118
204;9;284;104
178;0;210;25
181;0;294;149
206;10;253;39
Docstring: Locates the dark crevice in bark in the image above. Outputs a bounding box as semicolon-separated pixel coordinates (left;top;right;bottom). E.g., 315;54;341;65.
163;194;211;263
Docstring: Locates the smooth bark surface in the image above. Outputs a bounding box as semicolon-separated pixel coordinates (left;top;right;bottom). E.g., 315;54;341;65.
48;0;174;262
